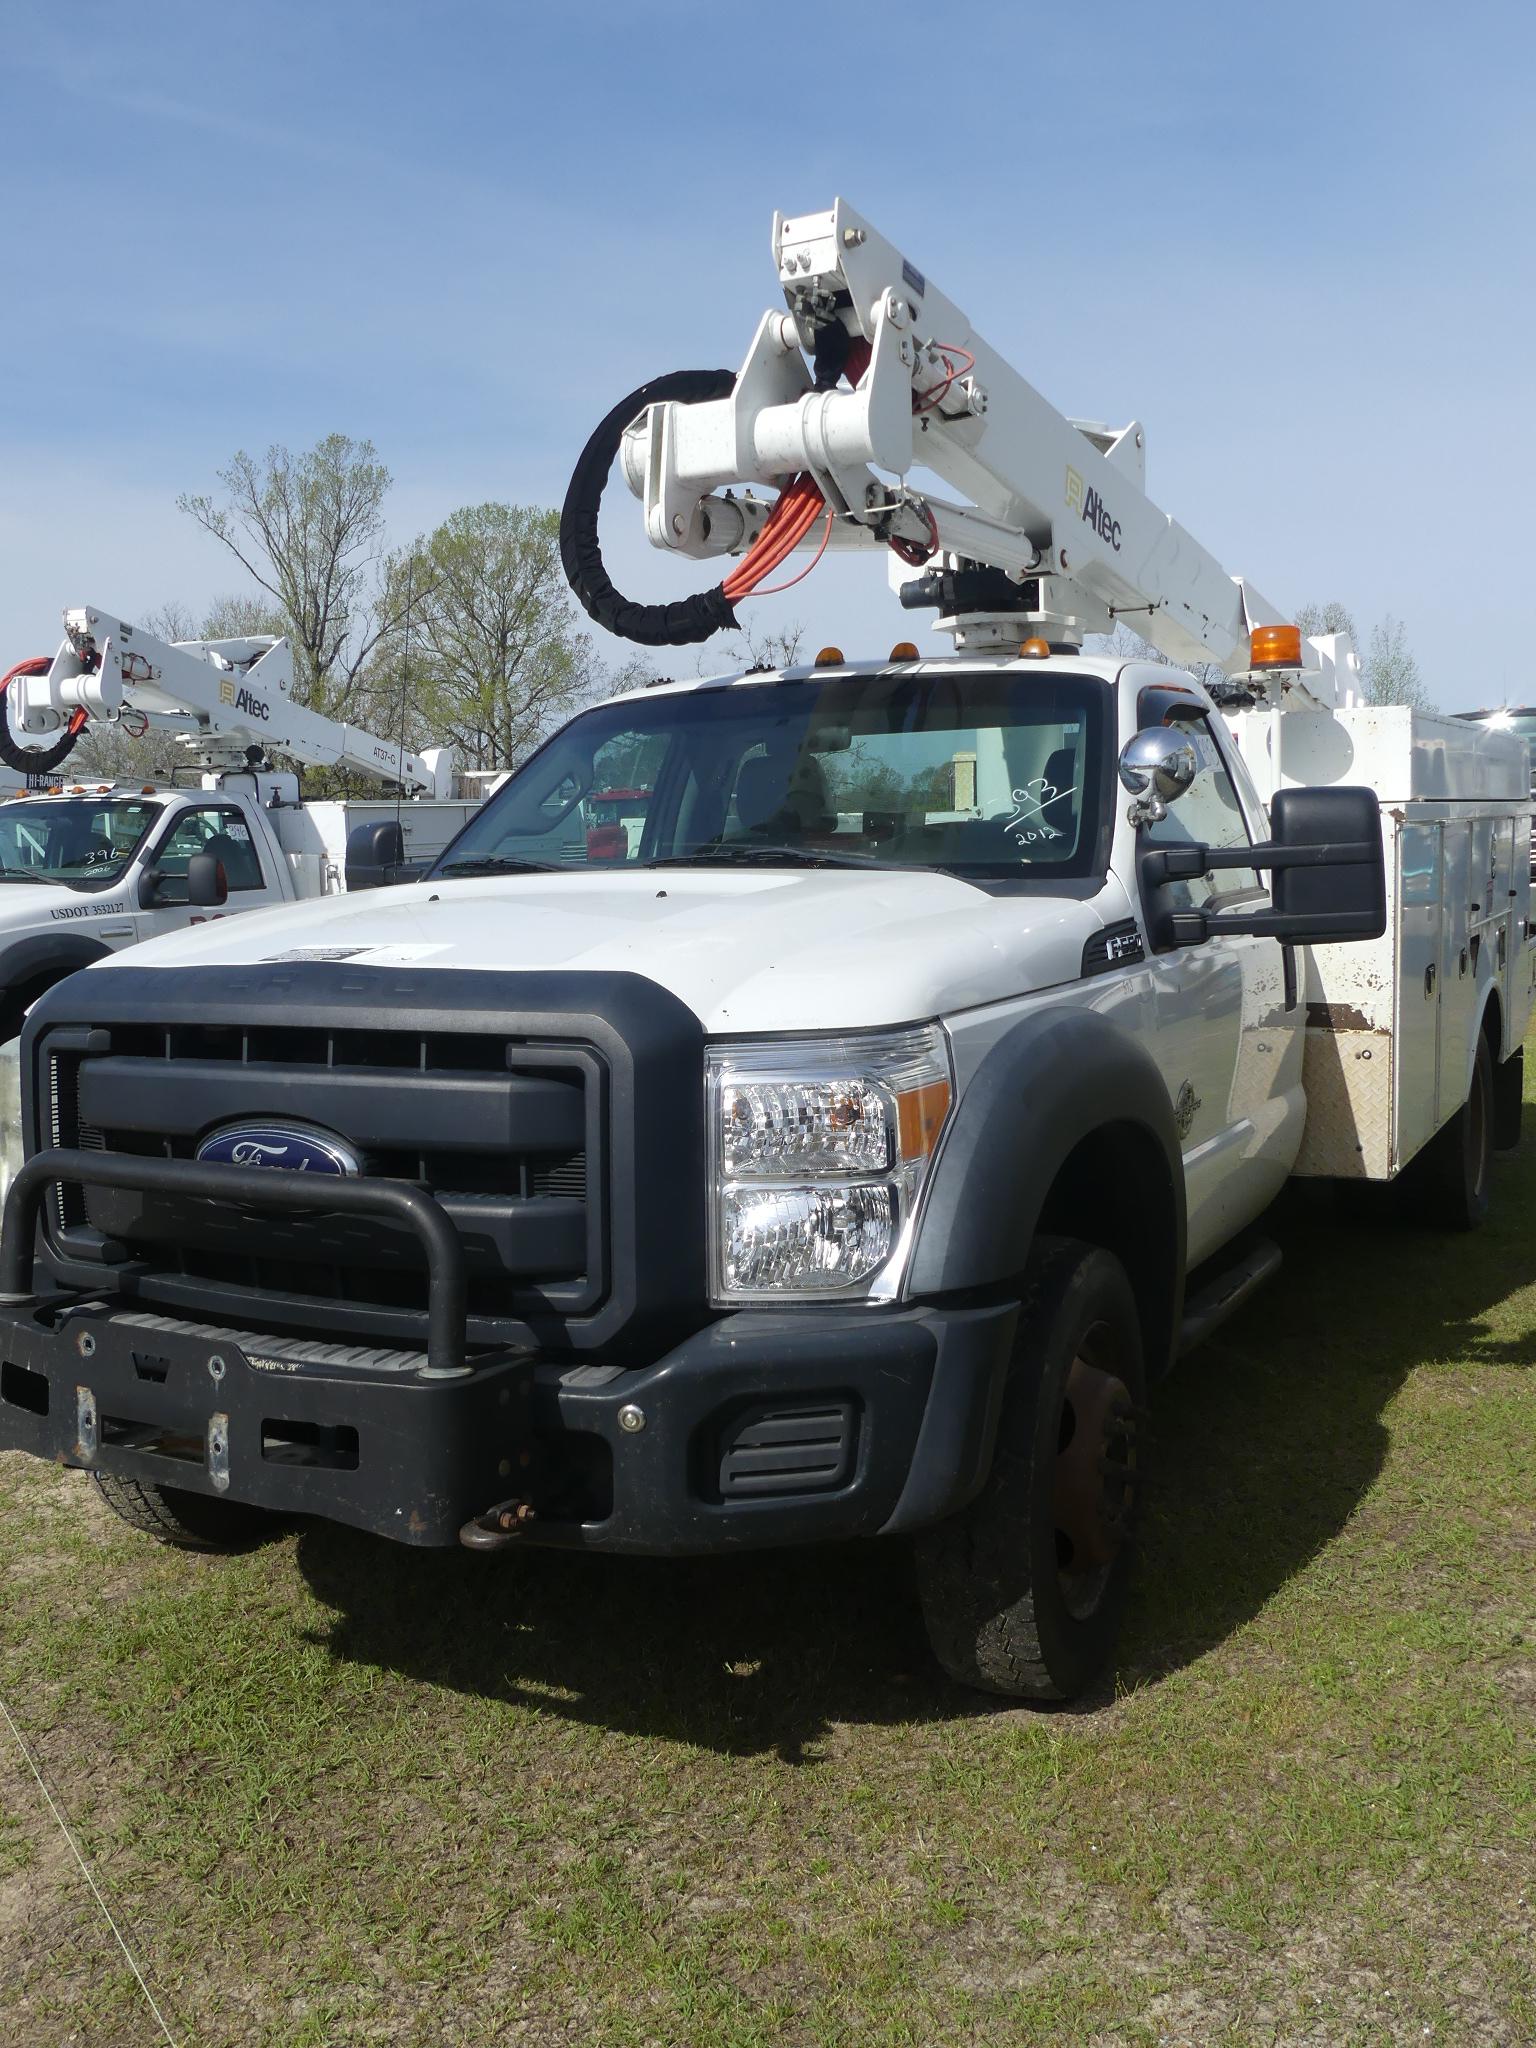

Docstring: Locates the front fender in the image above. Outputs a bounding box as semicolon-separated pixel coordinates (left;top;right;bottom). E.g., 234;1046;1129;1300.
912;1006;1186;1359
0;931;114;1024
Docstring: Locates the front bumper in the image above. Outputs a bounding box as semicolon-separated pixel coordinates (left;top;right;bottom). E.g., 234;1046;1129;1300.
0;1291;1017;1552
0;1145;1017;1552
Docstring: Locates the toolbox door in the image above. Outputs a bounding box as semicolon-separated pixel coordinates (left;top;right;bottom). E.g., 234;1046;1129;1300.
1393;817;1442;1167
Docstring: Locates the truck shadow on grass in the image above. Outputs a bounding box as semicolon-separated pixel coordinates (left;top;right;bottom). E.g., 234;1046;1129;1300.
296;1158;1536;1758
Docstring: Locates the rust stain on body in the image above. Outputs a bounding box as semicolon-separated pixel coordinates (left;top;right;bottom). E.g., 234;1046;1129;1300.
1306;1001;1379;1033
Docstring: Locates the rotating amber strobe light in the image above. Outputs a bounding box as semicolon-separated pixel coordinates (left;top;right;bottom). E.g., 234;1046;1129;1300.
888;642;920;661
1019;637;1051;659
814;647;845;667
1250;623;1304;669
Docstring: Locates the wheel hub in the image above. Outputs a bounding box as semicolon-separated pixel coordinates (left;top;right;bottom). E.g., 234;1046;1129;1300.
1053;1350;1136;1585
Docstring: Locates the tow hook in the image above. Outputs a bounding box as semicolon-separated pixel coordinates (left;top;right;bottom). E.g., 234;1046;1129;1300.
459;1499;538;1553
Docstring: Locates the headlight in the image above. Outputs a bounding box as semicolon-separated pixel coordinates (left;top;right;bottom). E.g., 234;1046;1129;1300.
706;1025;953;1303
0;1036;23;1224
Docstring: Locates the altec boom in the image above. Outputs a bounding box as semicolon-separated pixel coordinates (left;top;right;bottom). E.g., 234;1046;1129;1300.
3;609;450;791
565;195;1351;706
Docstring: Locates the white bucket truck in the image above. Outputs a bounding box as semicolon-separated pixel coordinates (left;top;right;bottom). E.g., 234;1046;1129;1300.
0;615;473;1041
0;203;1525;1704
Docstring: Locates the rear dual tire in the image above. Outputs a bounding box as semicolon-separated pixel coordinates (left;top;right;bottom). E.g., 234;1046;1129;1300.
1413;1033;1494;1231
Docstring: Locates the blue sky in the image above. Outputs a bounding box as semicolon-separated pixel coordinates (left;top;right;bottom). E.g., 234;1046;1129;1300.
3;0;1533;710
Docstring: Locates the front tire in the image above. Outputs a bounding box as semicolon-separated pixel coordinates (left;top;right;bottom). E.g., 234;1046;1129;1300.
92;1474;278;1552
915;1237;1145;1702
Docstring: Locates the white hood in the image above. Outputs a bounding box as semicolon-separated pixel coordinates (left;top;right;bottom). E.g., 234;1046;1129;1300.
95;870;1108;1033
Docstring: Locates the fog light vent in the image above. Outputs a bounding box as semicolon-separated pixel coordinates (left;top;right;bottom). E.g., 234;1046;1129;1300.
718;1401;856;1499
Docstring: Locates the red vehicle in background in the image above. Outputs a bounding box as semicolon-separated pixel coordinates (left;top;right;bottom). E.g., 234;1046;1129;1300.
585;788;651;862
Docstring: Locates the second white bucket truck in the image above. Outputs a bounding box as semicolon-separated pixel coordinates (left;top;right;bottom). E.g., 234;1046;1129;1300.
0;612;472;1042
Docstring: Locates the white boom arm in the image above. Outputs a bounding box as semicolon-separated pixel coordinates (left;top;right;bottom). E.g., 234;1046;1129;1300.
624;198;1351;701
12;609;452;794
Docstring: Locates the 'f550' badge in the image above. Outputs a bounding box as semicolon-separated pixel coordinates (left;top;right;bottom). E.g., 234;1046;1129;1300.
1173;1081;1201;1141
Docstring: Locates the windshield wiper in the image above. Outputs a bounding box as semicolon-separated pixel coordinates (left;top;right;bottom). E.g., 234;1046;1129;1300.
436;855;564;877
645;843;888;871
0;867;69;884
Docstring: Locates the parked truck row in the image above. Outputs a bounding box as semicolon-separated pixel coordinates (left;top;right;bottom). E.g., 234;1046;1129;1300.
0;201;1525;1702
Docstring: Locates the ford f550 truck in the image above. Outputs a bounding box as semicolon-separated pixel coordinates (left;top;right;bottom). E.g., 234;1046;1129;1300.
0;202;1526;1702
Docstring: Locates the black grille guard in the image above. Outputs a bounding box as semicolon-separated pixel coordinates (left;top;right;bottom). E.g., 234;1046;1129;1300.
0;1149;469;1378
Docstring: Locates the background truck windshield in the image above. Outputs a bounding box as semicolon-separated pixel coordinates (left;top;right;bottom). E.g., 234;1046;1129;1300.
0;796;161;888
436;670;1107;881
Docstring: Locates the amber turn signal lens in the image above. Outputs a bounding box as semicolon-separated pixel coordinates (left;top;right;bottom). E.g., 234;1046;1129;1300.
897;1078;952;1162
888;641;919;661
1250;624;1303;669
814;646;845;666
1019;637;1051;659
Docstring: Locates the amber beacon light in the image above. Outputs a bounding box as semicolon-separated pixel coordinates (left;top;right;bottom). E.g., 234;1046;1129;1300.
1249;623;1304;669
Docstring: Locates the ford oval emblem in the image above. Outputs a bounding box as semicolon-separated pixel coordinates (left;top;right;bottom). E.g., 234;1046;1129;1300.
195;1122;362;1176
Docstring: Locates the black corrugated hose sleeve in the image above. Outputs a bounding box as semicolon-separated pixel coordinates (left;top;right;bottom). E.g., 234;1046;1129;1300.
0;662;80;774
560;369;740;648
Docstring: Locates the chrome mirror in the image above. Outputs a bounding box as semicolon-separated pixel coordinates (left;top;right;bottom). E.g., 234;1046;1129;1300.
1119;728;1198;826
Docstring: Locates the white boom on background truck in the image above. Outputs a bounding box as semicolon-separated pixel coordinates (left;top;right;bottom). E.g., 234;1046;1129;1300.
0;611;475;1042
0;201;1526;1705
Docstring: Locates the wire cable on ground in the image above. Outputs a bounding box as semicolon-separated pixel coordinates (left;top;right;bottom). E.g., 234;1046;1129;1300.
0;1687;183;2046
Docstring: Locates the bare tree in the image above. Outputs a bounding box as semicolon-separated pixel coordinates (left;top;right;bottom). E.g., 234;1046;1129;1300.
136;594;283;648
200;592;286;642
1294;600;1358;642
137;600;201;646
1362;615;1434;711
706;619;807;675
178;435;412;717
1090;620;1228;695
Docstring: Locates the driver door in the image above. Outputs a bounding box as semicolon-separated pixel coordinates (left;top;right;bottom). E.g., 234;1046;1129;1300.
1139;708;1299;1266
140;803;285;936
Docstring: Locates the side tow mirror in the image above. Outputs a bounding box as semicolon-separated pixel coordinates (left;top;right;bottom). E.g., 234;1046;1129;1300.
345;819;407;891
186;851;229;909
1141;784;1387;950
1119;729;1197;824
138;856;228;909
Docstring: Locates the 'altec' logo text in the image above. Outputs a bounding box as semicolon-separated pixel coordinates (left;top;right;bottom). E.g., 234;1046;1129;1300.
218;679;270;720
1065;466;1122;553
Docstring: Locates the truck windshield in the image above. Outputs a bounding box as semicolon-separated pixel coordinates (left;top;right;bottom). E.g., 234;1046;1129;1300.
434;669;1108;882
0;796;162;889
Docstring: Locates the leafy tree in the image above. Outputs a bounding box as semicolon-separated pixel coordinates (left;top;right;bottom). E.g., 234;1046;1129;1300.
178;435;409;717
386;503;616;771
1294;603;1434;710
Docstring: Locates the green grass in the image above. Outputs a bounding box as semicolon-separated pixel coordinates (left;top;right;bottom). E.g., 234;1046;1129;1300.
4;1063;1536;2045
